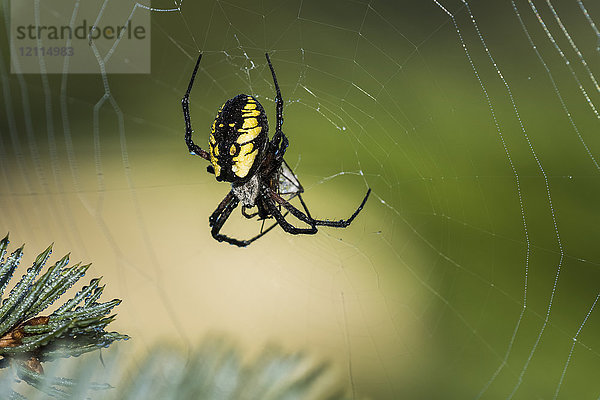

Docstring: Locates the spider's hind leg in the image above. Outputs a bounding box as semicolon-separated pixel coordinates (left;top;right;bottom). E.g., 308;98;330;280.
266;190;318;235
265;198;317;235
312;188;371;228
269;187;371;231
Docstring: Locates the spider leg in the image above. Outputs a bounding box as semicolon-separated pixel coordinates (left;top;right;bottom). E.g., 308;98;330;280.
275;135;289;162
241;206;259;219
313;188;371;227
264;192;317;235
297;194;313;219
182;53;210;161
208;191;235;229
265;54;283;143
209;192;250;247
238;212;288;245
270;188;372;229
265;54;289;162
209;192;286;246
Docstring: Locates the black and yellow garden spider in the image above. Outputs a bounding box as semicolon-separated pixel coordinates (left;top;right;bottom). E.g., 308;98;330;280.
182;53;371;247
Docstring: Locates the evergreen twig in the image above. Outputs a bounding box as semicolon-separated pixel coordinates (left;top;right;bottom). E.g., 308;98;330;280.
0;234;128;398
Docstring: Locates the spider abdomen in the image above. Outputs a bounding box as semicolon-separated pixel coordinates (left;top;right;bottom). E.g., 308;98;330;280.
209;94;268;183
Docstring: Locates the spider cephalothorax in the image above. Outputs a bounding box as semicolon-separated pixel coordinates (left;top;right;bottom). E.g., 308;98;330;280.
209;94;269;183
182;53;371;247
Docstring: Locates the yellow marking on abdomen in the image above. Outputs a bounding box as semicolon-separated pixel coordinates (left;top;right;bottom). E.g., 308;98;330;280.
242;117;258;129
236;126;262;144
229;144;237;156
242;109;261;117
231;143;257;178
209;146;221;177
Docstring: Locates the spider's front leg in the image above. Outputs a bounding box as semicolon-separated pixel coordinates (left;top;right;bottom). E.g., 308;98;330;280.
182;53;210;161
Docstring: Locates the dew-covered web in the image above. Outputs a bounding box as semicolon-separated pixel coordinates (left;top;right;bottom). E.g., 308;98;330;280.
2;0;600;398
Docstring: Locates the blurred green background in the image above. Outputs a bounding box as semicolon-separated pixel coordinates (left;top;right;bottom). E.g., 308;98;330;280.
2;0;600;398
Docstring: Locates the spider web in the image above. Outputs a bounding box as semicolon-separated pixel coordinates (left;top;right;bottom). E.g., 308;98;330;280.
2;0;600;398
